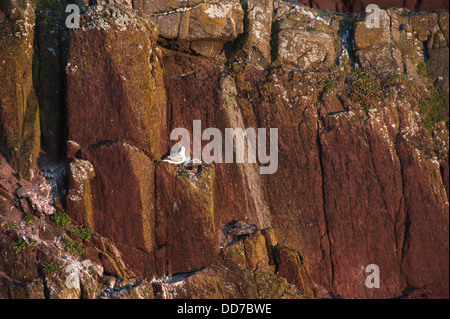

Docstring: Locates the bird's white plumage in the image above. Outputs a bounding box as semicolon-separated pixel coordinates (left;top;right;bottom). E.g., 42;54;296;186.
163;145;187;164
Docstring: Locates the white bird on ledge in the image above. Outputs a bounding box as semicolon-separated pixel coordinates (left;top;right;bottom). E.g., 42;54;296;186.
163;145;187;165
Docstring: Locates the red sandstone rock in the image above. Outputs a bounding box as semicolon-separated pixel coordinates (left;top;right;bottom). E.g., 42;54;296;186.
395;135;449;298
155;162;218;276
81;142;156;278
275;246;315;297
66;140;81;159
66;18;165;160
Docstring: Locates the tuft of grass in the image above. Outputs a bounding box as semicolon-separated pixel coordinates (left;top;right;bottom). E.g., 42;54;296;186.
324;79;338;93
349;68;382;110
385;74;405;85
88;266;97;276
62;237;84;257
383;74;415;94
24;214;36;226
417;62;428;78
70;225;91;240
42;261;60;274
3;221;19;230
53;211;71;228
13;238;27;253
420;85;449;131
11;198;20;207
34;0;65;11
19;0;27;9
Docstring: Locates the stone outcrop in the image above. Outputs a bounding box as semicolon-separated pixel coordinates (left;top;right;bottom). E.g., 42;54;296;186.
272;3;339;69
234;0;274;67
0;0;449;299
137;0;245;57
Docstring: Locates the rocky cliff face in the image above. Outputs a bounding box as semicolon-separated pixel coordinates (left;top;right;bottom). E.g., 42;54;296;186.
0;0;448;299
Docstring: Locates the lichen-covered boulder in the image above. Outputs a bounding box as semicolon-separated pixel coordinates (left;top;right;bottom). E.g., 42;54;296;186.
272;4;337;69
146;0;244;57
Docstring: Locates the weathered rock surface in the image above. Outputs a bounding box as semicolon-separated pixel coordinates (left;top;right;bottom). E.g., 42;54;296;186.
82;142;156;278
66;6;166;159
233;0;274;67
66;158;96;229
155;162;217;276
0;3;40;180
140;0;245;57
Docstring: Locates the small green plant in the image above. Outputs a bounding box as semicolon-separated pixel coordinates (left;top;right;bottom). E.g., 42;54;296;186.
306;26;317;32
42;261;60;274
11;198;20;207
24;214;36;226
70;225;91;240
19;0;27;9
53;211;71;228
385;74;404;85
329;53;351;74
384;74;414;92
3;221;19;230
417;62;429;78
28;238;39;246
88;266;97;276
324;79;338;93
13;238;27;253
420;85;449;131
34;0;65;11
62;237;84;257
350;68;382;110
